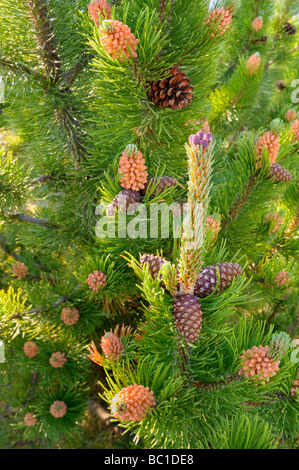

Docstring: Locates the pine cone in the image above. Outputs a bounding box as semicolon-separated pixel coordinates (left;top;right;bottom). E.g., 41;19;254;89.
88;0;111;26
273;271;290;287
267;164;292;183
118;144;148;191
60;307;80;325
106;189;141;216
245;53;261;75
140;253;167;279
291;119;299;141
283;22;296;35
251;17;263;32
23;341;38;359
189;130;213;148
148;66;194;110
194;262;242;298
111;384;156;422
50;401;67;418
173;294;202;343
277;80;286;91
49;351;68;368
238;345;280;385
255;131;280;168
99;20;138;61
24;412;37;427
140;176;178;197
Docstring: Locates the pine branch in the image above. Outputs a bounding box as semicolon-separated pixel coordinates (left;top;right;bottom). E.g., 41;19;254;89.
0;56;47;89
11;284;81;319
11;213;59;229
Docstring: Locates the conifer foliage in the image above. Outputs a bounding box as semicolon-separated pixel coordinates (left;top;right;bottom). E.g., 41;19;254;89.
0;0;298;450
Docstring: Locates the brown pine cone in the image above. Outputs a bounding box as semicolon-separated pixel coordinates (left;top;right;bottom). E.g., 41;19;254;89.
140;253;167;279
140;176;178;197
148;66;194;110
194;262;242;298
267;164;292;183
173;294;202;343
106;189;141;216
283;22;296;35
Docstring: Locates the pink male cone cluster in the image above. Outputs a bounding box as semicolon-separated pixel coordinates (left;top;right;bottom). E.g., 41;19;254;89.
99;20;138;61
246;54;261;75
24;412;37;427
251;17;263;32
60;307;80;325
86;270;107;292
101;331;124;360
88;0;111;25
23;341;38;359
255;131;280;168
111;384;155;422
291;119;299;141
205;7;233;38
118;145;148;191
49;351;68;368
12;262;29;280
50;401;67;418
238;345;280;385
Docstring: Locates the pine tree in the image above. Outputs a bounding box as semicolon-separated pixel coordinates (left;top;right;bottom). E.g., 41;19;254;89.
0;0;298;450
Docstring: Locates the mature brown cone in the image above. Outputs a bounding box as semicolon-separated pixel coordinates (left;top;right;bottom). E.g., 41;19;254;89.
148;66;194;110
173;294;202;343
140;176;178;197
140;253;167;279
283;22;296;35
267;164;292;183
194;262;242;298
106;189;141;216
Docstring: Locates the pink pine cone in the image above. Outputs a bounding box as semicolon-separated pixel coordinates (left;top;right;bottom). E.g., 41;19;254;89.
246;54;261;75
118;145;148;191
12;262;29;280
251;17;263;32
100;20;138;61
291;119;299;141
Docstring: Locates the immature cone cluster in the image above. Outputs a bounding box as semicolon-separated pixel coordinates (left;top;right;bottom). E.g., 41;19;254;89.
194;262;242;298
60;307;80;325
251;17;263;32
101;331;124;360
189;131;213;149
245;53;261;75
148;66;194;110
24;412;37;427
269;332;291;360
284;109;297;122
267;163;292;183
106;189;141;216
12;262;29;280
111;384;156;421
23;341;38;359
291;119;299;141
99;20;138;60
238;345;280;385
205;7;233;38
140;176;178;198
273;271;290;287
49;351;68;368
173;294;202;343
255;131;280;168
265;212;283;234
86;270;107;292
118;144;148;191
50;401;67;418
88;0;111;25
